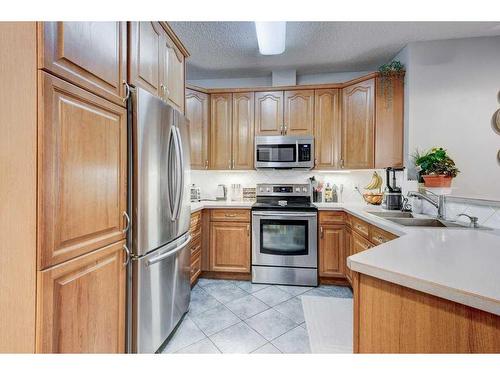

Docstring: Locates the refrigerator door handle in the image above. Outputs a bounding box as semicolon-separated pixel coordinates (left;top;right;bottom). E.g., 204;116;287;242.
145;235;191;267
174;127;184;221
167;126;177;220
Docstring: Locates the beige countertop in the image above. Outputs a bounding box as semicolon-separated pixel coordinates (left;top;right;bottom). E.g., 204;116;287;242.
191;200;500;316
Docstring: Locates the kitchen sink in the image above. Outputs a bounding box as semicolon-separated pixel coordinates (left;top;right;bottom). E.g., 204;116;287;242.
368;211;414;218
386;218;464;227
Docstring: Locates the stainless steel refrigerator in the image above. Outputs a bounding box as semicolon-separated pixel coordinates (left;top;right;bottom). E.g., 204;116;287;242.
127;87;191;353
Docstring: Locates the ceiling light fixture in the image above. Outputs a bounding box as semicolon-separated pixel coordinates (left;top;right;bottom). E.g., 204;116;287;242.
254;21;286;55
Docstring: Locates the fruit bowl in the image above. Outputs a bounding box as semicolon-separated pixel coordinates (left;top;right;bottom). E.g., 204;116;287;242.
363;192;383;205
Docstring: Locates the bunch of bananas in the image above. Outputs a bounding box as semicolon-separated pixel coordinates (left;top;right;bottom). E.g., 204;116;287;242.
364;171;383;192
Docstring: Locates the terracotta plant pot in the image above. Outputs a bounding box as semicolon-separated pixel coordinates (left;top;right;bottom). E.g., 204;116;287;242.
422;175;453;188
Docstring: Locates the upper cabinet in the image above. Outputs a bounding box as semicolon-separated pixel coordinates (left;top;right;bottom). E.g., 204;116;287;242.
314;89;341;169
375;76;404;168
210;92;255;170
38;72;127;269
232;92;255;169
129;22;163;97
210;93;233;169
39;22;127;106
342;78;375;169
255;91;284;135
186;89;210;170
284;90;314;135
163;35;185;112
255;90;314;136
129;22;186;112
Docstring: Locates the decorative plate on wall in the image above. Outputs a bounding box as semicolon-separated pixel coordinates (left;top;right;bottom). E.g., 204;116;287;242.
496;109;500;132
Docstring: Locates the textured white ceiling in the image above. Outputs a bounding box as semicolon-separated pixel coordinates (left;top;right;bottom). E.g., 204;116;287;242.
169;21;500;79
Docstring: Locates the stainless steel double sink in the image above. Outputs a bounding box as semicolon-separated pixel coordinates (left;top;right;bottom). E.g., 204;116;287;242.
367;211;488;229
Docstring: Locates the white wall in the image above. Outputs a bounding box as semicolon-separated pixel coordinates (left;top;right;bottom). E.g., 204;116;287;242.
396;36;500;200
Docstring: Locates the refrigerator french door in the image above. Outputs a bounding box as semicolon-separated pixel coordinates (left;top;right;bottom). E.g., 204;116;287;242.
129;87;191;353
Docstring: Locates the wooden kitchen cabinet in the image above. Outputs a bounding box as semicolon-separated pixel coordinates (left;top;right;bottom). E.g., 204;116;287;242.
210;93;233;169
36;240;127;353
255;91;284;135
314;89;341;169
345;226;353;282
39;22;128;106
342;78;375;169
319;225;345;278
375;75;404;168
210;221;251;273
38;72;127;269
163;34;185;111
129;21;163;97
284;90;314;135
232;92;255;169
186;89;210;169
352;231;373;254
210;92;255;170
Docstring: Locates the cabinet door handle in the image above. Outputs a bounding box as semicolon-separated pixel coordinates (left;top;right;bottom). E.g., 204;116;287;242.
224;213;237;217
247;224;250;237
340;159;344;168
228;160;231;169
205;160;208;169
122;211;131;234
123;244;131;267
320;226;324;239
284;124;287;134
122;81;131;103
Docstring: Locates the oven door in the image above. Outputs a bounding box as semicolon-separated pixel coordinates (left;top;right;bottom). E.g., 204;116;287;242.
252;211;317;268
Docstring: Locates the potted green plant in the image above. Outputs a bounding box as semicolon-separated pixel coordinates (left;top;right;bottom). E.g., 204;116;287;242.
378;60;405;107
413;147;460;188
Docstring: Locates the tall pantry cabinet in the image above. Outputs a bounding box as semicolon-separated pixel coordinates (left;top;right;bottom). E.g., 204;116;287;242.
0;21;188;354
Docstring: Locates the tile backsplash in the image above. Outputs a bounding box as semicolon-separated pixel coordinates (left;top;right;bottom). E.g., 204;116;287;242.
191;169;500;229
191;169;386;203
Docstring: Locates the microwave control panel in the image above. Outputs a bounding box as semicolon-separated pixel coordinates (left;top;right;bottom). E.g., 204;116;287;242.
298;144;311;162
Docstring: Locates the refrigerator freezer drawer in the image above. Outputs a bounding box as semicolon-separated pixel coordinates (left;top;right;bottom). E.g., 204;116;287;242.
131;233;191;353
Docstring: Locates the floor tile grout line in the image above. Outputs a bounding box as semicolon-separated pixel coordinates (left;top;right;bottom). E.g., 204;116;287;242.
171;315;210;353
251;340;281;354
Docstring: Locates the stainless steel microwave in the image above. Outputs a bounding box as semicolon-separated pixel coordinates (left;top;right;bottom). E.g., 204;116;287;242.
255;135;314;169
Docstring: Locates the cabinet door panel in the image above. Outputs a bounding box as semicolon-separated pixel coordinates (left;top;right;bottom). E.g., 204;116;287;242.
210;222;250;273
186;89;209;169
38;72;127;269
342;79;375;169
352;231;373;254
255;91;283;135
232;92;254;169
164;37;185;111
210;93;232;169
375;76;404;168
319;225;345;277
40;22;127;106
129;22;162;96
284;90;314;135
314;89;341;169
36;241;126;353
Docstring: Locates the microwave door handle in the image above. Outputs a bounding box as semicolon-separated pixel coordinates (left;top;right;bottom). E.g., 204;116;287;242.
296;140;299;166
174;127;184;220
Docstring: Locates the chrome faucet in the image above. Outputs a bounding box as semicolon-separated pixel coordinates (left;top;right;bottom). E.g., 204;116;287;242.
407;190;446;219
458;213;479;228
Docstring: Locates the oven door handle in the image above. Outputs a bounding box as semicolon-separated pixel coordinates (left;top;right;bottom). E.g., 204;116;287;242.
252;212;317;218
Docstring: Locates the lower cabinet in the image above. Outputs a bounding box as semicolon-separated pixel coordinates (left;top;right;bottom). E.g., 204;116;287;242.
210;221;251;273
36;240;126;353
352;231;373;254
319;225;345;278
344;226;353;283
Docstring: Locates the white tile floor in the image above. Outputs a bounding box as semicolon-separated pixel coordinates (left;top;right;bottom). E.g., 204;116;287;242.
162;278;352;354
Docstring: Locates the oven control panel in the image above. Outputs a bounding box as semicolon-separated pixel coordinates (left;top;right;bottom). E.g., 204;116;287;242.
257;184;310;197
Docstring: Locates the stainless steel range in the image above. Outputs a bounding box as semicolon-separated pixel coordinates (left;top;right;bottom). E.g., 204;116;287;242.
251;184;318;286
